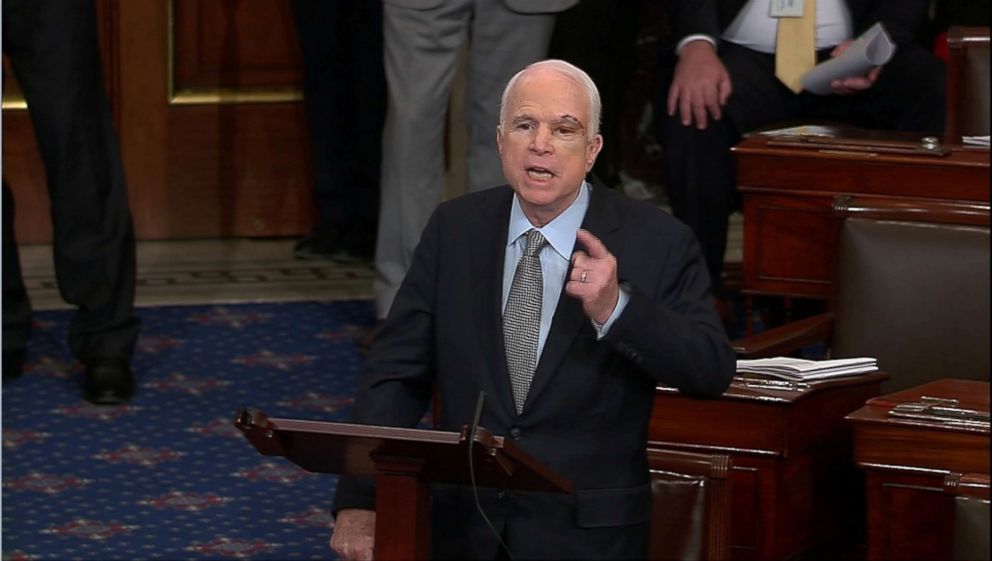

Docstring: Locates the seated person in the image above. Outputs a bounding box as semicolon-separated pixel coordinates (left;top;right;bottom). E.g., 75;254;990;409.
654;0;946;303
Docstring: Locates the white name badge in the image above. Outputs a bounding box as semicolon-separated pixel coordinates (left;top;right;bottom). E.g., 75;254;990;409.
771;0;805;18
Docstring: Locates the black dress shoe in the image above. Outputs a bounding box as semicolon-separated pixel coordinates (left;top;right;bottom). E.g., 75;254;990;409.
294;230;374;264
83;357;134;405
293;232;342;261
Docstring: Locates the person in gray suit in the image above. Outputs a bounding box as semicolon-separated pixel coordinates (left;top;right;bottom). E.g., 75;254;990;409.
373;0;579;325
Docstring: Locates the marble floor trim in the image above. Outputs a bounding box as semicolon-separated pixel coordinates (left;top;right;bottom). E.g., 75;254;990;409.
20;211;741;310
20;238;375;310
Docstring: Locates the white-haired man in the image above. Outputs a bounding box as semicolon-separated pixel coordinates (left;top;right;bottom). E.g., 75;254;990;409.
330;59;734;560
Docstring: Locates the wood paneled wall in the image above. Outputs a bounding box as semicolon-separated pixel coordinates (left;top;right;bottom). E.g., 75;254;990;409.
2;0;315;244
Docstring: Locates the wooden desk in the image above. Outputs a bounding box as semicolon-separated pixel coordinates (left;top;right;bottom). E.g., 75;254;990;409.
649;372;888;560
732;130;990;301
846;379;990;561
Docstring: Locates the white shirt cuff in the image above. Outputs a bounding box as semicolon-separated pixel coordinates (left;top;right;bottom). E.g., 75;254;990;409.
591;284;630;339
676;34;717;55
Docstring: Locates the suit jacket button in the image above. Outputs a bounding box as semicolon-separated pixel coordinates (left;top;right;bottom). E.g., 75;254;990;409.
510;427;522;439
497;490;507;500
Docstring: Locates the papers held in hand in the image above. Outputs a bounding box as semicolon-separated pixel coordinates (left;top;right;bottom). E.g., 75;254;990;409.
800;22;895;95
736;357;878;381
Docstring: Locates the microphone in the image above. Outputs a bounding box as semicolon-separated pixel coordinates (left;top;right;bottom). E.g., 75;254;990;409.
470;390;486;442
466;391;514;559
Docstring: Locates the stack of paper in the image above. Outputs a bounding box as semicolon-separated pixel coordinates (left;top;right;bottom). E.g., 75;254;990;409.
736;357;878;381
963;135;990;148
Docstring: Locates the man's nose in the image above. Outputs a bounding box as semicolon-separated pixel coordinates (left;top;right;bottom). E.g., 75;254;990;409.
529;126;554;154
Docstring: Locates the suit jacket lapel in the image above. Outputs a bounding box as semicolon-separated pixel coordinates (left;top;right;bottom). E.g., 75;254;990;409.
472;188;518;415
523;186;623;412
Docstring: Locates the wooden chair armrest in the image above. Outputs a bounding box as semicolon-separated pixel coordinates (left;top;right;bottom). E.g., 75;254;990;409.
946;472;992;500
647;448;731;480
732;313;835;357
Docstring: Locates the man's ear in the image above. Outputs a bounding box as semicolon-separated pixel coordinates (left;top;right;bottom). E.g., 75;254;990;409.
586;134;603;171
496;126;504;155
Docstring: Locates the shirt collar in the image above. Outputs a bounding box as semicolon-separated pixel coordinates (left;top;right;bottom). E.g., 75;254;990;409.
507;181;590;260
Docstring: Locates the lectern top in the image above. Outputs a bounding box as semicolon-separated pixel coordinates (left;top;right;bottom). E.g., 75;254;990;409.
235;408;572;494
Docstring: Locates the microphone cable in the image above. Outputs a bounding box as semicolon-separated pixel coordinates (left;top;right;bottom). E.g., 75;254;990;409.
467;391;515;560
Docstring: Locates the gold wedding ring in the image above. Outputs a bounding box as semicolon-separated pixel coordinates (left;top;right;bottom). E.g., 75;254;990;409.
580;270;588;283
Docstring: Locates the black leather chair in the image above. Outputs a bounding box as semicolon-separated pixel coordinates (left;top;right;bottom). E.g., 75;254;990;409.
647;448;732;561
735;196;990;393
946;26;991;140
947;472;991;561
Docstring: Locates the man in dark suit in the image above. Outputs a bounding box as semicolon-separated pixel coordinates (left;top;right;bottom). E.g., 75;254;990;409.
3;0;140;404
330;59;735;560
654;0;945;305
289;0;385;263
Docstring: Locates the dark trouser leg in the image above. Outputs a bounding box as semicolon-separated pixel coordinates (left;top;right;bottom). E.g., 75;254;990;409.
658;114;739;296
3;0;140;361
549;0;645;188
2;180;32;356
654;43;803;296
291;0;385;248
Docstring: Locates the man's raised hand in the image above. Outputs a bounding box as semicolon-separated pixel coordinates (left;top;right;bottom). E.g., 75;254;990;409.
566;229;620;325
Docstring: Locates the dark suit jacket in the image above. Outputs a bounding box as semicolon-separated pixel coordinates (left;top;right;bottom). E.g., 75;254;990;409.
333;185;735;559
664;0;933;48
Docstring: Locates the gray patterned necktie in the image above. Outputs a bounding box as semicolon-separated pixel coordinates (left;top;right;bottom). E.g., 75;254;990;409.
504;229;546;414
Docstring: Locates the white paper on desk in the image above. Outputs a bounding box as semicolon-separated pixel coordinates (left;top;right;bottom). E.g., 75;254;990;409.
800;22;896;95
736;356;878;381
963;135;990;147
756;124;836;137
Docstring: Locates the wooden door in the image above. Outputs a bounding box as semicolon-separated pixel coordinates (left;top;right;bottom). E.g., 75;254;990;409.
2;0;315;243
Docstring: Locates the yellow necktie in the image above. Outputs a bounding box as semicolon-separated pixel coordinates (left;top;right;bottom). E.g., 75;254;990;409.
775;0;816;94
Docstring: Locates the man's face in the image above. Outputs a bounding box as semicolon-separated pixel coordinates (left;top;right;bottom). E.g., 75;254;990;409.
497;67;603;226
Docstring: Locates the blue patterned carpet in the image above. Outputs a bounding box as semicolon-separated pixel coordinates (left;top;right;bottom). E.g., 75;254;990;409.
2;300;377;560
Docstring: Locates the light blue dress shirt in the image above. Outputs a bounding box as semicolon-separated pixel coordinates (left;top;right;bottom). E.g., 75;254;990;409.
502;182;630;360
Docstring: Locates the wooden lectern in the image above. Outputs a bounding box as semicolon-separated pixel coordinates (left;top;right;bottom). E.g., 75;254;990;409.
234;408;572;561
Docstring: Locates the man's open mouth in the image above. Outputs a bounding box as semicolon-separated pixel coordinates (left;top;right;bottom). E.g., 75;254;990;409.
526;166;555;180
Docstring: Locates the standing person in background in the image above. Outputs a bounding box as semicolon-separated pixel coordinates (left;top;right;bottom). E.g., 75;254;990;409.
653;0;945;315
330;59;734;561
2;0;141;404
548;0;647;194
371;0;579;331
290;0;386;263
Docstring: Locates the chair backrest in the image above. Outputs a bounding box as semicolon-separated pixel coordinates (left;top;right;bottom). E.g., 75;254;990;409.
830;197;990;393
647;448;732;561
946;26;991;139
946;472;991;561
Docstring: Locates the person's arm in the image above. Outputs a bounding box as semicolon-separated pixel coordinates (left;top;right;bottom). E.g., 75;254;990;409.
826;41;882;95
865;0;933;47
659;0;732;129
667;40;733;129
826;0;932;96
566;223;735;399
604;220;735;399
661;0;722;40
